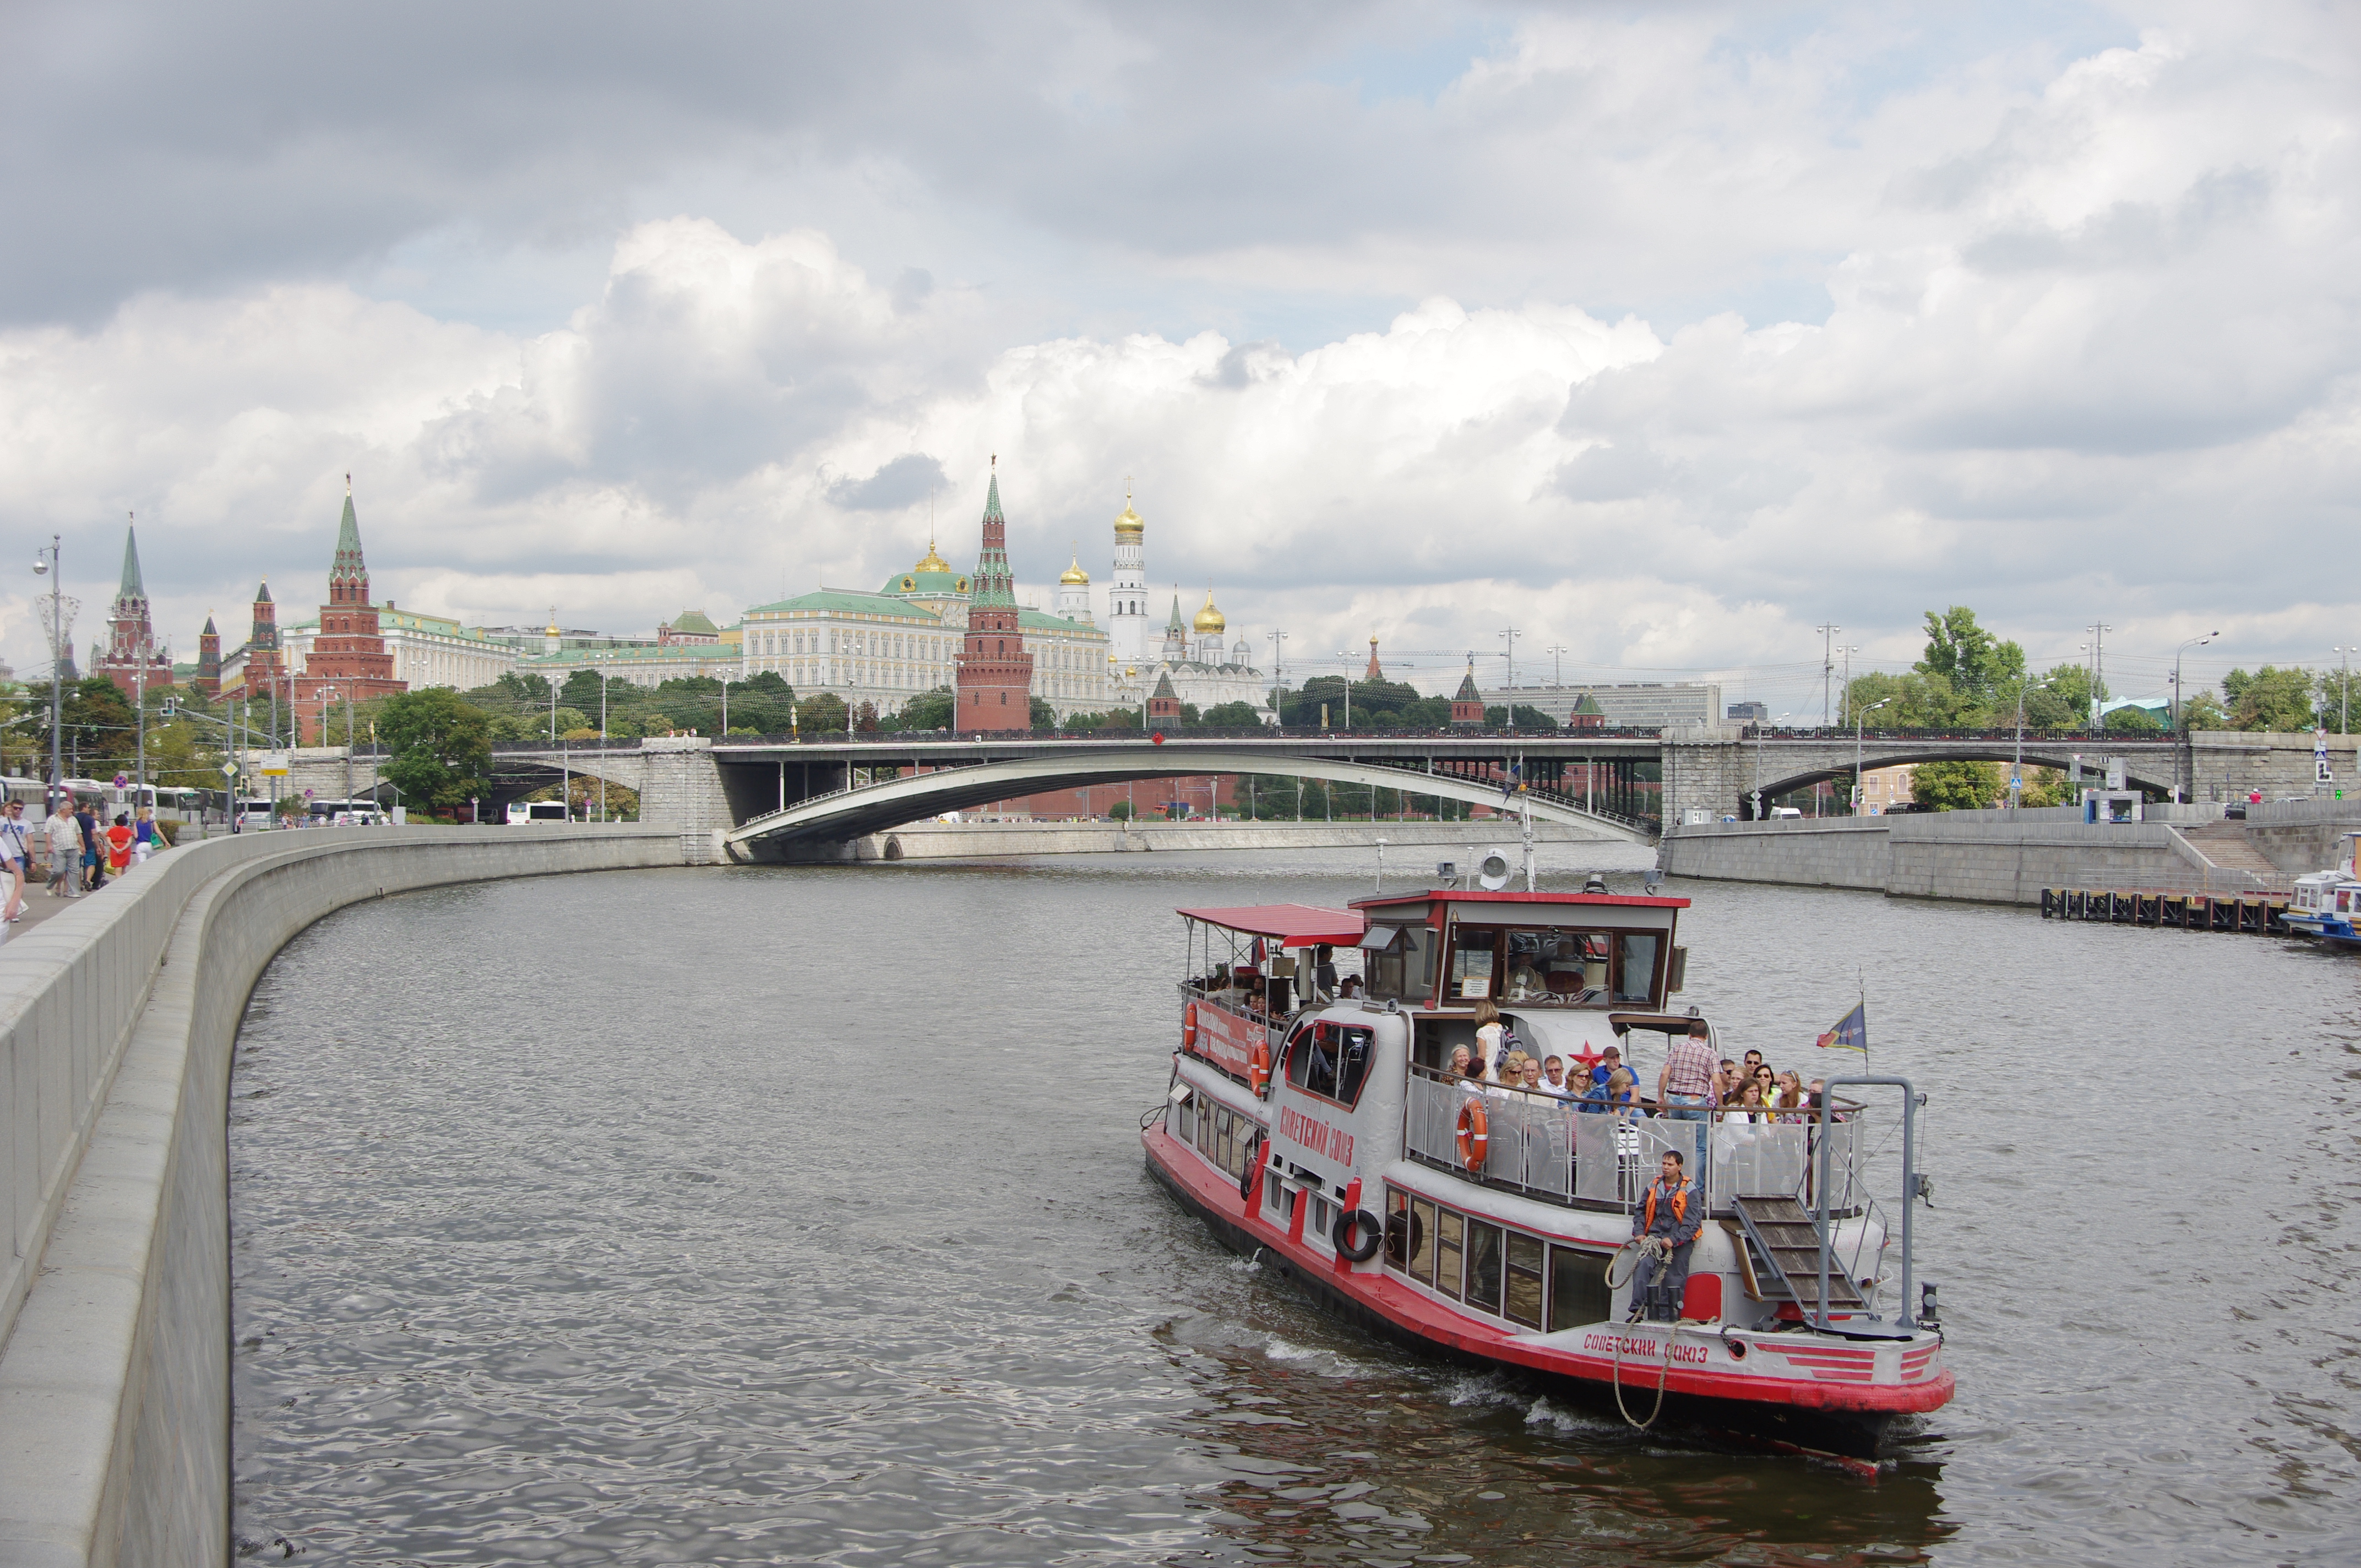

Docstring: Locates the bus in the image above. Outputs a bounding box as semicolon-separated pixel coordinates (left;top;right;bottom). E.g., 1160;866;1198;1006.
4;778;206;825
303;798;386;826
506;801;570;824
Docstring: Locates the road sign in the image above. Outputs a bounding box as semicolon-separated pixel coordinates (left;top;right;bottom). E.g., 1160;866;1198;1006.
220;761;238;778
112;772;127;788
259;752;290;777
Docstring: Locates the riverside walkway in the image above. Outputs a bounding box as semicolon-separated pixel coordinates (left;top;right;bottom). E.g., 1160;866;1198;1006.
0;825;699;1567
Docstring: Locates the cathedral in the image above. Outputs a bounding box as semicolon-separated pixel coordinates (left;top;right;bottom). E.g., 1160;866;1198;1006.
1097;489;1266;719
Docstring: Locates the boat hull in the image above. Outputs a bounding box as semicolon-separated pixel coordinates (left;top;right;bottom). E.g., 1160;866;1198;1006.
1144;1126;1948;1464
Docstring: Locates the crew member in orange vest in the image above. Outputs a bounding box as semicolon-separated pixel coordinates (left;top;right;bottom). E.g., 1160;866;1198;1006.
1627;1151;1703;1321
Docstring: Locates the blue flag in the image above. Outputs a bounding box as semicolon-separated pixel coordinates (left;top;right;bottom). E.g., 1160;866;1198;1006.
1816;1001;1868;1054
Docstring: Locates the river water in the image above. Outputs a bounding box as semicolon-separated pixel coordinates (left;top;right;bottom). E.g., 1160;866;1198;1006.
229;845;2361;1565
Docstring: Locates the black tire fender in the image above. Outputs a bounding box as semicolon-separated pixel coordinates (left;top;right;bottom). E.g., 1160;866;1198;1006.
1333;1208;1382;1262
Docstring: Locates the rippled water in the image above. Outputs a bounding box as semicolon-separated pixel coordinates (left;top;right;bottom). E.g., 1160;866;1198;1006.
230;845;2361;1565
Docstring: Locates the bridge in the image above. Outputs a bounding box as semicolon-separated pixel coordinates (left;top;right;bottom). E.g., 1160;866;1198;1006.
265;727;2333;847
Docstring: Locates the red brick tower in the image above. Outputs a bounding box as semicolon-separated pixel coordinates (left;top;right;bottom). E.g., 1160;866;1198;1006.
297;477;408;738
195;614;221;698
1450;658;1484;729
1147;671;1182;722
243;581;285;706
94;522;173;698
954;458;1036;734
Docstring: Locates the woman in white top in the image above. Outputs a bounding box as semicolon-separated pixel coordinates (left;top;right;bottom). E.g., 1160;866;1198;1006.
1472;1000;1505;1074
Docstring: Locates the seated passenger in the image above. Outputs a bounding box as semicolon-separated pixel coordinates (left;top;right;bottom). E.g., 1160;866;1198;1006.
1337;974;1364;998
1539;1055;1571;1098
1602;1066;1637;1114
1313;944;1339;1001
1517;1057;1548;1095
1590;1046;1623;1091
1772;1071;1806;1121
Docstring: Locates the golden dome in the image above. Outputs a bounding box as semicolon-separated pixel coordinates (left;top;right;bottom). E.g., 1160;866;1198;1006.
913;537;951;574
1060;553;1090;585
1113;498;1144;536
1193;590;1226;635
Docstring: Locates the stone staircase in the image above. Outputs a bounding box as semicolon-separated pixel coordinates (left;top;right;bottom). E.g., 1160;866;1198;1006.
2181;821;2284;876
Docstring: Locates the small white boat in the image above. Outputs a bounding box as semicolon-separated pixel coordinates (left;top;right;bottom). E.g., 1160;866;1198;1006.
2281;836;2361;948
1143;886;1951;1467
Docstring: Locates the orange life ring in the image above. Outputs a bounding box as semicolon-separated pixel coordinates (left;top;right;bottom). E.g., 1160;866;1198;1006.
1250;1037;1272;1096
1456;1100;1489;1170
1183;1001;1199;1050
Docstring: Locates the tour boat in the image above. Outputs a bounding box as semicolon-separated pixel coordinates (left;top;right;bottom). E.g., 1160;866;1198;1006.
1141;885;1952;1466
2281;836;2361;948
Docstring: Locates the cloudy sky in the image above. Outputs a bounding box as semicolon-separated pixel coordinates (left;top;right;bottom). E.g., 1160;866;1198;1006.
3;1;2355;710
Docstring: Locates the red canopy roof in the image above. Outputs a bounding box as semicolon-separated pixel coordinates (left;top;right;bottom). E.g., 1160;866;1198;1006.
1176;903;1366;949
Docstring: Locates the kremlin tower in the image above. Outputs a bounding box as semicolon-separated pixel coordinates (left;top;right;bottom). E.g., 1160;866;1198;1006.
94;522;173;698
296;478;407;737
954;459;1036;734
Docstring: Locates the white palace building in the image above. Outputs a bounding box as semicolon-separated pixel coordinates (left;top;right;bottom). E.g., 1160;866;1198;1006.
738;483;1269;724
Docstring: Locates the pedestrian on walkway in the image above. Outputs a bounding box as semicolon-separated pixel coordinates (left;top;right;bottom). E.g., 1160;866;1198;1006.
0;802;28;923
45;801;79;897
74;799;101;891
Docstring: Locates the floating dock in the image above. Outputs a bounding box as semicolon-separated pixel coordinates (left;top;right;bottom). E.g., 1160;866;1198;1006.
2040;888;2289;932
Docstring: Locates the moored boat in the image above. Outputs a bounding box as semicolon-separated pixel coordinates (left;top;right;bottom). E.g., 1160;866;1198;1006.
2281;834;2361;948
1141;886;1952;1465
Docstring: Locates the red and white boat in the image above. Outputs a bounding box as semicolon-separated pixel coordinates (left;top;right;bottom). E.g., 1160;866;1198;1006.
1142;886;1952;1465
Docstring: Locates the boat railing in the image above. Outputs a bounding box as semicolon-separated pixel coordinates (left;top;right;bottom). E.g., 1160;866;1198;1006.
1403;1066;1864;1216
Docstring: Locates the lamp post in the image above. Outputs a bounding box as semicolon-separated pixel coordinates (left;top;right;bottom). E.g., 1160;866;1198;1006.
2173;631;2219;803
1498;624;1521;732
2010;679;2051;809
1544;644;1568;689
2335;645;2353;736
1816;623;1840;727
596;665;612;823
32;537;63;819
1332;653;1358;730
1854;698;1892;813
2086;623;2113;736
1751;711;1789;819
1267;629;1288;723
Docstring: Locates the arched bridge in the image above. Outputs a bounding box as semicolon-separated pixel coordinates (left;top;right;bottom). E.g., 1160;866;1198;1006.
719;743;1657;861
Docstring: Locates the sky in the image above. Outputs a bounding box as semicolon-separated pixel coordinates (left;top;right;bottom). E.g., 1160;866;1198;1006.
3;0;2357;713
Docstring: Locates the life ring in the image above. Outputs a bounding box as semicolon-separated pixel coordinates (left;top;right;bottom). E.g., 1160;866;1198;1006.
1238;1130;1265;1202
1332;1208;1382;1262
1183;1001;1199;1050
1249;1037;1271;1097
1456;1101;1489;1170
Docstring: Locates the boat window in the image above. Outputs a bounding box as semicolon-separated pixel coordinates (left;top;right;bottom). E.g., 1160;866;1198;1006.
1408;1197;1438;1285
1548;1246;1611;1332
1615;934;1661;1005
1465;1221;1503;1313
1505;1234;1546;1327
1385;1189;1422;1273
1447;927;1497;1001
1435;1208;1465;1299
1334;1027;1375;1105
1489;927;1612;1008
1286;1022;1339;1099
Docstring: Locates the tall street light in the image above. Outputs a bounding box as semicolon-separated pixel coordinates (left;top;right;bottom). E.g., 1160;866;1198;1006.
2174;631;2219;803
2011;678;2052;809
1544;644;1568;688
32;537;63;818
1332;652;1357;730
1266;629;1287;721
1498;624;1521;732
1854;698;1892;813
2086;622;2113;736
2335;644;2353;736
1816;624;1840;727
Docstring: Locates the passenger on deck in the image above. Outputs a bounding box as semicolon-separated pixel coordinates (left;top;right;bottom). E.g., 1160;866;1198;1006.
1713;1058;1740;1100
1728;1081;1769;1123
1539;1055;1571;1098
1590;1046;1623;1091
1473;1001;1505;1071
1518;1058;1550;1096
1313;944;1340;1003
1626;1151;1704;1322
1772;1071;1806;1120
1448;1044;1473;1079
1337;974;1363;999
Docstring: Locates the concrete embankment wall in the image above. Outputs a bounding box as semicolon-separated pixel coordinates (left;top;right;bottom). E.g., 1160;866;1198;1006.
0;826;692;1567
853;819;1630;861
1660;804;2285;906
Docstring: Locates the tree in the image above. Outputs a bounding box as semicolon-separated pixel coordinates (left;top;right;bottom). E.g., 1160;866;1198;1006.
1198;700;1264;728
2020;766;2076;807
1108;799;1133;821
895;685;955;731
378;689;492;812
1030;697;1057;728
854;701;880;732
2223;666;2319;732
1916;607;2026;712
2025;663;2099;731
1911;759;2004;811
2105;705;2163;734
797;693;849;733
2179;691;2229;731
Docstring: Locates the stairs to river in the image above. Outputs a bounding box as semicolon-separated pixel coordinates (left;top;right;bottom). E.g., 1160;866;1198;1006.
2180;822;2284;876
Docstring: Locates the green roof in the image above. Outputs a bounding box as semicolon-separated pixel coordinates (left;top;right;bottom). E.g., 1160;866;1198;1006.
520;644;742;667
743;587;946;622
118;526;146;600
1454;667;1482;702
1017;607;1102;635
331;490;366;584
1572;693;1603;715
668;608;720;635
881;568;969;596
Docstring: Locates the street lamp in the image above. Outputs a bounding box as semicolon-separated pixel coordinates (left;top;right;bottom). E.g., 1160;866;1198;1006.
1543;644;1568;689
1267;629;1288;722
32;537;62;818
2174;631;2219;803
2334;644;2353;736
1498;624;1521;731
1332;652;1358;731
1854;698;1892;813
2010;678;2052;809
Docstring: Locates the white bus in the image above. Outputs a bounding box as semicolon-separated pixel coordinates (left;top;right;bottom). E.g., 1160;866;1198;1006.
506;801;570;824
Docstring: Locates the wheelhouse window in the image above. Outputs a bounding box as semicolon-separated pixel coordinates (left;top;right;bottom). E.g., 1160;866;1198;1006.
1363;922;1432;1002
1284;1021;1376;1107
1447;927;1497;1000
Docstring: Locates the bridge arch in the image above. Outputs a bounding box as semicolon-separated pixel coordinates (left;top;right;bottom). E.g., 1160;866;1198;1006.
1743;747;2177;816
723;746;1651;859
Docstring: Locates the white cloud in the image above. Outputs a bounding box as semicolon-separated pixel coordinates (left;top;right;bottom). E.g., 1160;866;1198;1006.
3;4;2359;714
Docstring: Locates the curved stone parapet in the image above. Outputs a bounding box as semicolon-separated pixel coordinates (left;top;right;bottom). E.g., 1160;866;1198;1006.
0;825;692;1567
